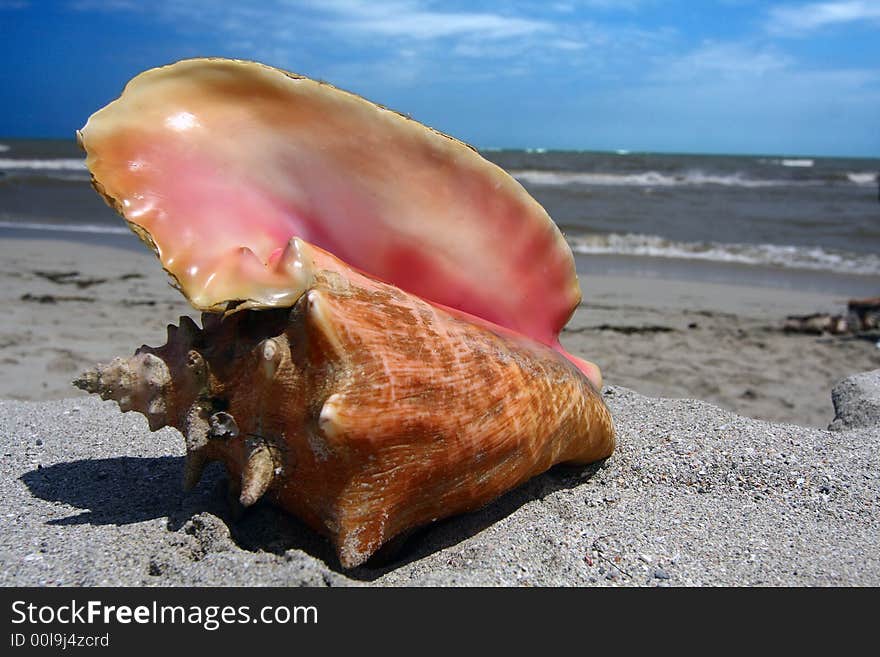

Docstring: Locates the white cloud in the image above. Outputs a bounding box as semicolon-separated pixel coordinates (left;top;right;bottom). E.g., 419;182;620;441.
766;1;880;35
59;0;689;97
68;1;571;56
655;41;792;82
67;0;604;80
545;0;643;9
275;1;551;41
333;11;549;40
69;0;140;9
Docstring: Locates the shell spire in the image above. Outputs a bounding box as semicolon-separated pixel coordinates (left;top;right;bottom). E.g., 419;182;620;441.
73;353;171;430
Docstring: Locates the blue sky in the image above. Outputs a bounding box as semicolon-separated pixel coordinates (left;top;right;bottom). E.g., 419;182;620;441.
1;0;878;156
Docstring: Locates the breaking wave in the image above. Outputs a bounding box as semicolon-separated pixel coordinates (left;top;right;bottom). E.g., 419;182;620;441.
513;169;799;188
847;172;877;185
780;158;814;167
567;232;880;276
758;158;814;167
0;158;87;170
512;168;875;188
0;220;130;235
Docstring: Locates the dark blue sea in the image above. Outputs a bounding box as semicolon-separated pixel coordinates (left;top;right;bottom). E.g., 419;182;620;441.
2;139;878;294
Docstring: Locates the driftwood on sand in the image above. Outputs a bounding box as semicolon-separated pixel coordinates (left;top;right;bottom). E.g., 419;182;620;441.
784;296;880;335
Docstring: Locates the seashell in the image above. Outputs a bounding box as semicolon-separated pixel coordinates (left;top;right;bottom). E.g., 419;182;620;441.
77;57;600;387
74;58;615;568
75;240;614;568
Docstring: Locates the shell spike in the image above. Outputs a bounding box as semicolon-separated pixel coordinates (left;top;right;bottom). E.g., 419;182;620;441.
239;438;278;507
257;338;282;379
181;404;211;490
179;314;199;331
182;449;207;492
163;314;200;347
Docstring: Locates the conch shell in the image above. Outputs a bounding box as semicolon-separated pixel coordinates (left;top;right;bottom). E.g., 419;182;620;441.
74;58;615;568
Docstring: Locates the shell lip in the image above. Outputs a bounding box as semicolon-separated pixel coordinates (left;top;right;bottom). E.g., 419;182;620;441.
78;57;587;372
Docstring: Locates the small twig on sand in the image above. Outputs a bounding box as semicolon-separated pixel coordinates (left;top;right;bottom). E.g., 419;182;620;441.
592;536;631;579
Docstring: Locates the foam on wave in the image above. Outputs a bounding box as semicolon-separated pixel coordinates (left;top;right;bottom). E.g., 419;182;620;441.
0;158;87;170
512;168;874;188
567;232;880;276
0;220;130;235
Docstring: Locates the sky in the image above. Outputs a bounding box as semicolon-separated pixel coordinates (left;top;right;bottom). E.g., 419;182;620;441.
0;0;878;156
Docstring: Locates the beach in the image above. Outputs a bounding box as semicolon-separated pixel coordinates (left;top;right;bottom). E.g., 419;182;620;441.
2;238;877;429
0;237;878;585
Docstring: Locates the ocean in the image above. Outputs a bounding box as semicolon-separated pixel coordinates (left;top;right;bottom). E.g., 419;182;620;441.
2;138;878;295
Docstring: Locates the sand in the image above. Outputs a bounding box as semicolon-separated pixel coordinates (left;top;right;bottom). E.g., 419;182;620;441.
2;238;878;428
1;237;879;586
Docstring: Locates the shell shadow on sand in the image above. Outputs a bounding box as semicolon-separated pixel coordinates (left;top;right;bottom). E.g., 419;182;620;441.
19;455;604;580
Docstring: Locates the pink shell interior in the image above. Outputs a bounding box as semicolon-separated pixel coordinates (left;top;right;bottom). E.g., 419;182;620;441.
78;59;599;385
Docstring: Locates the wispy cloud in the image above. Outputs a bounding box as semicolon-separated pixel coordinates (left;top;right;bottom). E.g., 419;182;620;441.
66;0;614;85
67;1;581;70
302;1;551;40
766;1;880;35
70;0;139;9
64;0;675;72
71;1;556;43
655;41;792;81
